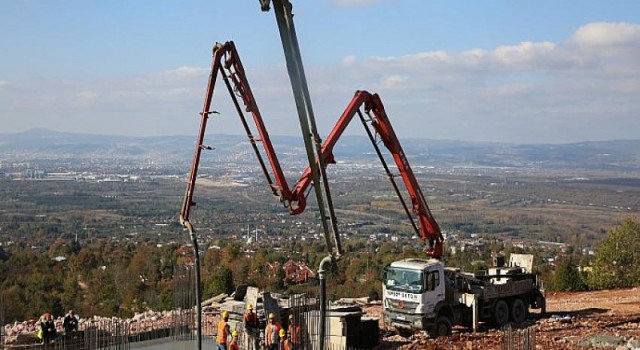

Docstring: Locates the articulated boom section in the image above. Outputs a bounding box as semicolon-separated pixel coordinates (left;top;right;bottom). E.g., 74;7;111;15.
180;41;297;225
295;91;444;258
180;44;443;258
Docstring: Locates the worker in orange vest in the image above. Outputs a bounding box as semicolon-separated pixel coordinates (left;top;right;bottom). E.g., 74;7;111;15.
229;330;239;350
287;314;301;350
264;312;281;350
278;329;291;350
216;311;231;350
244;304;259;350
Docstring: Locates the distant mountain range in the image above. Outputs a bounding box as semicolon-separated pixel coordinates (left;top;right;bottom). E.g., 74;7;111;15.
2;128;640;172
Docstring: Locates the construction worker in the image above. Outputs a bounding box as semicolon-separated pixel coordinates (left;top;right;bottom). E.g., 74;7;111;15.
264;312;281;350
278;329;291;350
244;304;259;350
287;314;301;350
39;312;57;344
63;310;79;334
216;311;231;350
229;330;239;350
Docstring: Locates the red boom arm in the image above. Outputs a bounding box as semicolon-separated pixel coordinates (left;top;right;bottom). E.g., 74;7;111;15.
291;91;443;258
180;42;443;258
180;41;295;225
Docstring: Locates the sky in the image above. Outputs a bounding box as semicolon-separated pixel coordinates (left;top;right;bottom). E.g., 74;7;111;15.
1;0;639;144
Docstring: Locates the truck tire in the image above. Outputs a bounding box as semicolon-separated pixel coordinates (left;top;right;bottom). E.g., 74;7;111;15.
429;316;452;337
511;298;527;324
493;299;509;327
536;294;547;315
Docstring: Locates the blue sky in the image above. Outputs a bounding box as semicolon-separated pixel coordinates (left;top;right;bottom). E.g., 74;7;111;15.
1;0;639;143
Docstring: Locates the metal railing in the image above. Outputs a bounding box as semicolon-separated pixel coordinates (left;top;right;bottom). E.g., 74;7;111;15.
500;323;536;350
1;292;5;350
171;265;196;341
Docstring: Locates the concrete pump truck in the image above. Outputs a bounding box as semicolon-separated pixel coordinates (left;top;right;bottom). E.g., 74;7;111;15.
180;1;545;340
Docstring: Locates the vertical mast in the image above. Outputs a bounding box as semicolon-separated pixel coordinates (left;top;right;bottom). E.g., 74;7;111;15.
261;0;342;257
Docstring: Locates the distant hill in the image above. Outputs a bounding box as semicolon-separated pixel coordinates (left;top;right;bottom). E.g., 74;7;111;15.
1;128;640;171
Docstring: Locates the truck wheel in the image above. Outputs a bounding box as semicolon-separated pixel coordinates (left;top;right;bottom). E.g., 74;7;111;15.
536;295;547;315
511;298;527;324
397;328;413;338
493;300;509;327
429;316;452;337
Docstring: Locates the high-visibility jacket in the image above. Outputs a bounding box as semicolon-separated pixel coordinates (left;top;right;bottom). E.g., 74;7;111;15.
229;339;239;350
216;320;229;345
265;321;281;346
288;324;301;345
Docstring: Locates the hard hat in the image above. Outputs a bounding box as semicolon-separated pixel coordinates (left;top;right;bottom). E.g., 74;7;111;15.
231;330;238;337
289;314;294;320
268;312;275;319
279;329;286;337
247;304;253;310
221;311;229;319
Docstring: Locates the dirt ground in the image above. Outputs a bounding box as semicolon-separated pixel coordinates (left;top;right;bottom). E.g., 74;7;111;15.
369;287;640;349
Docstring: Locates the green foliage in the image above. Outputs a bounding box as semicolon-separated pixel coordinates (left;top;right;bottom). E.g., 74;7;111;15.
0;241;179;321
5;216;638;324
550;258;587;292
368;286;380;301
205;267;235;297
588;218;640;289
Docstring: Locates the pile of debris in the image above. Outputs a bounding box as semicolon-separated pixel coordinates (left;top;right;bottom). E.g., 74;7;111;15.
361;308;640;350
2;310;179;346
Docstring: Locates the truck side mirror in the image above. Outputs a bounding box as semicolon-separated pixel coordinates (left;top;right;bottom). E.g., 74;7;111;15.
381;266;390;281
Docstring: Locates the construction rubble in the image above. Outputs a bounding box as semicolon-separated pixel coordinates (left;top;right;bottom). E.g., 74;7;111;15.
3;287;640;349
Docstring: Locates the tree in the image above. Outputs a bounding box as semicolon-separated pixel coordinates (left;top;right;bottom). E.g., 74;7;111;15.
551;258;586;291
205;267;235;297
589;218;640;289
0;246;9;261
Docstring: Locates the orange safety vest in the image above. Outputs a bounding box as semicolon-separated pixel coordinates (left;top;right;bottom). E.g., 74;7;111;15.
265;322;281;346
288;324;301;344
229;339;239;350
216;320;229;345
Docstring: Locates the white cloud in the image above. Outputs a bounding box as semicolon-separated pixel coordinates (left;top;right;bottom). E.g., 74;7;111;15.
572;22;640;48
2;22;639;143
157;66;209;80
303;22;640;142
341;55;357;65
491;41;557;68
380;75;408;89
564;22;640;78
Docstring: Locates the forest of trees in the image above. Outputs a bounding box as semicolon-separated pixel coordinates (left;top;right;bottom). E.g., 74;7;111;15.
1;218;639;323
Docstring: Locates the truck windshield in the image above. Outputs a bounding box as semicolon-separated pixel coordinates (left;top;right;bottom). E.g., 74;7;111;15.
384;267;424;293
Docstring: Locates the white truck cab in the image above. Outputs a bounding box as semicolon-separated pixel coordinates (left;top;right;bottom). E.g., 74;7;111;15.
383;258;446;332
